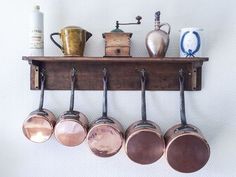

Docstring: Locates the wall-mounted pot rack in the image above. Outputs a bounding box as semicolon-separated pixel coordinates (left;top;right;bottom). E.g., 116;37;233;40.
22;56;208;91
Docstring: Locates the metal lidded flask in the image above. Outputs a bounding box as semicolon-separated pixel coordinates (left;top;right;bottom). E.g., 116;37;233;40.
145;11;171;58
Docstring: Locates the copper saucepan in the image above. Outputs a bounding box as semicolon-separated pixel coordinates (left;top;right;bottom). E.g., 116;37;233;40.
54;68;89;147
22;70;57;143
164;69;210;173
87;68;124;157
125;69;165;164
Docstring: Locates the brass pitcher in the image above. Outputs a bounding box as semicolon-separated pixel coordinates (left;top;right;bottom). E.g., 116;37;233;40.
146;11;170;58
50;26;92;56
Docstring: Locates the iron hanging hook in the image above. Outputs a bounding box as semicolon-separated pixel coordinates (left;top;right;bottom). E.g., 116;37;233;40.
71;67;76;83
179;68;184;84
103;68;108;84
140;69;146;84
40;69;46;83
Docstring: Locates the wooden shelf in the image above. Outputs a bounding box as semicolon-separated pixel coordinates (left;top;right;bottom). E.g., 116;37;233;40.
23;56;208;91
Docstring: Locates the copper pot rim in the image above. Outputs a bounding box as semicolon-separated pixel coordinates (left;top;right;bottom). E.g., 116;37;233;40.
60;110;82;115
89;147;123;158
165;123;199;133
165;131;210;153
89;116;124;132
54;118;88;147
22;114;55;143
22;131;54;143
22;124;54;143
90;116;119;123
165;132;210;173
125;128;164;153
88;121;124;137
87;126;124;157
29;108;54;115
23;112;56;131
126;120;160;132
54;118;88;134
59;110;85;118
87;118;124;157
55;117;87;126
58;111;88;126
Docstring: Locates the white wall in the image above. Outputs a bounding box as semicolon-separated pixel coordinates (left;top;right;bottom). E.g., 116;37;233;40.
0;0;236;176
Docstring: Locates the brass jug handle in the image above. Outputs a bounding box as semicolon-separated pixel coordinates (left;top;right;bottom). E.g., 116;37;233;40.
160;23;171;35
86;31;92;41
50;32;63;51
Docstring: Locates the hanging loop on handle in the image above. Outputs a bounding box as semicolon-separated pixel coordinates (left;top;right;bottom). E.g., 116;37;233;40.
179;69;187;126
140;69;147;122
102;68;108;118
160;23;171;35
69;68;76;113
38;69;46;111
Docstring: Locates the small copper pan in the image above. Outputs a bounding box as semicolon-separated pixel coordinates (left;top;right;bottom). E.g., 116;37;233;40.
125;69;165;165
22;70;57;143
87;69;124;157
164;69;210;173
54;68;89;147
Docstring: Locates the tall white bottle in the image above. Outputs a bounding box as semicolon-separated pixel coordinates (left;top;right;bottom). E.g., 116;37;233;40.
29;5;44;56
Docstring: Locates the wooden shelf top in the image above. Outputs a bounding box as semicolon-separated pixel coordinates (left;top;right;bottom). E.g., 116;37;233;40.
23;56;209;63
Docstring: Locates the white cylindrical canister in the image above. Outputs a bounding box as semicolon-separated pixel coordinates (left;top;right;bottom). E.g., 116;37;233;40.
179;27;203;57
29;5;44;56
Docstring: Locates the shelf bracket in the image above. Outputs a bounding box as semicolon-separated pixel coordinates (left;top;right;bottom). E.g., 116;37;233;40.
29;60;41;90
189;61;203;90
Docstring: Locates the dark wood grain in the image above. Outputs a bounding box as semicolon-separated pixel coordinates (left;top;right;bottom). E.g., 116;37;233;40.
23;56;208;62
23;56;208;91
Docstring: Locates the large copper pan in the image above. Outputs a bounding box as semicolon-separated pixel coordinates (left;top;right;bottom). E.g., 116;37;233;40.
125;69;165;164
87;69;124;157
164;69;210;173
22;70;56;143
54;68;88;147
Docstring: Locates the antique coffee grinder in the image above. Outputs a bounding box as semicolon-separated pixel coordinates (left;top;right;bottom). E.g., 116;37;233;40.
103;16;142;57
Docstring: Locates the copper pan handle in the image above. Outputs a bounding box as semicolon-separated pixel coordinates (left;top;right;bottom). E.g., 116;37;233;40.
38;69;45;112
102;68;108;118
140;69;147;122
176;71;198;132
179;69;187;126
69;68;76;113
